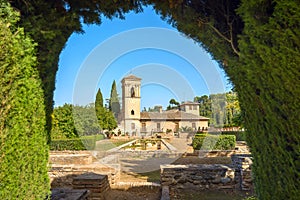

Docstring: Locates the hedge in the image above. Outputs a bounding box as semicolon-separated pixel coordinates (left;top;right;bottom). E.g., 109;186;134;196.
207;131;246;141
192;134;236;150
51;138;93;150
221;131;246;141
50;135;104;151
0;2;50;199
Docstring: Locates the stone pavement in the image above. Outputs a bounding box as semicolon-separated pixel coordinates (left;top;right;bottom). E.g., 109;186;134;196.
168;133;194;153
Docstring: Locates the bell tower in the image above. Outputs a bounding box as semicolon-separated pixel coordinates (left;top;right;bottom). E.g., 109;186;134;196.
121;75;141;136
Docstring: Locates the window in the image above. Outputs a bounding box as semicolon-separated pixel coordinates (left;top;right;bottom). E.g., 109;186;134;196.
131;87;135;97
193;105;197;110
131;110;134;115
189;105;192;110
157;123;161;131
141;123;146;132
192;123;196;129
131;123;135;130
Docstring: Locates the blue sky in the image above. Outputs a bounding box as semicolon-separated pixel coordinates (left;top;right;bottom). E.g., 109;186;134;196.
55;6;231;109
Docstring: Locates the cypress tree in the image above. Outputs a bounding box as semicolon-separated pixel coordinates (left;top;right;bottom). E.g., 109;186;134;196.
109;80;120;119
95;88;117;131
95;88;104;130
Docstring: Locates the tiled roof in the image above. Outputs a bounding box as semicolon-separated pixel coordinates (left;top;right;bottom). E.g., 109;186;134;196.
140;110;209;121
122;74;141;81
180;101;200;105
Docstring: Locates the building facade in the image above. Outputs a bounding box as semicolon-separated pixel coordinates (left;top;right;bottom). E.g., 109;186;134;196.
121;75;209;136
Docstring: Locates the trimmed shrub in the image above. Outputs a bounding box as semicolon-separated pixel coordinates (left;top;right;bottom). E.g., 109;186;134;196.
207;131;246;141
0;2;50;199
222;131;246;141
50;138;95;150
192;134;236;150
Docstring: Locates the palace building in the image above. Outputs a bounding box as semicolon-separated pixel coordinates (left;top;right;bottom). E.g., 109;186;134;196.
120;75;209;136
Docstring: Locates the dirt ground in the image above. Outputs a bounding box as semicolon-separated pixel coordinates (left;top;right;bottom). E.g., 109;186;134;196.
102;187;161;200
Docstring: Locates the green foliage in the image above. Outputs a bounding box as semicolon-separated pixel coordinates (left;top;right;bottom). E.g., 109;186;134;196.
192;134;236;150
179;126;194;133
208;131;246;141
51;104;78;139
0;1;49;198
235;1;300;198
243;197;258;200
95;88;117;131
72;103;101;136
51;135;104;150
221;131;246;141
109;80;121;119
95;88;103;108
194;95;211;117
52;103;102;139
51;138;93;150
167;98;180;110
194;92;242;127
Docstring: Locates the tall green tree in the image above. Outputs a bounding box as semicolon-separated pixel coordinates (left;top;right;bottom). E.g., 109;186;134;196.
0;1;49;198
95;88;117;132
109;80;120;119
95;88;103;110
95;88;105;130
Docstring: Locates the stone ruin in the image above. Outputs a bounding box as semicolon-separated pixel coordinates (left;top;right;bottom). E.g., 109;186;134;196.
49;151;253;200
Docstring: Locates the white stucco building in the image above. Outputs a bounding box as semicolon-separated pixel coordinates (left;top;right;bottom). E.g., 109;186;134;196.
120;75;209;136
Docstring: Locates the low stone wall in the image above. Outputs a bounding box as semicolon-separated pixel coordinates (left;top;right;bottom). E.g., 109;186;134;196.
160;154;253;192
188;150;236;157
161;164;236;190
49;164;119;188
50;151;93;165
49;151;119;188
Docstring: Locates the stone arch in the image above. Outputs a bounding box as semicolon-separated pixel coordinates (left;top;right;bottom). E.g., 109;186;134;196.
130;87;135;97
